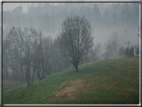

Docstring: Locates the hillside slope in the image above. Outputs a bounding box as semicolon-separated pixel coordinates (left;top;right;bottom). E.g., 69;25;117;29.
3;58;139;104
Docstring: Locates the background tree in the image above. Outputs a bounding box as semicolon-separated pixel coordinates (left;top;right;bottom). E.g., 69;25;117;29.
4;26;47;86
3;27;25;80
93;4;102;23
33;35;53;80
129;46;134;57
51;37;71;74
3;39;11;79
94;43;101;61
134;43;139;56
59;16;93;72
12;27;40;86
104;32;120;59
124;47;129;57
83;43;101;63
119;46;125;58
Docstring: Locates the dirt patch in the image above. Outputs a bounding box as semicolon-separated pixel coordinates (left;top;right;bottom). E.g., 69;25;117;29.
58;79;84;96
109;71;120;75
60;83;65;88
123;87;137;93
49;79;84;103
118;87;138;95
86;77;118;92
84;74;91;78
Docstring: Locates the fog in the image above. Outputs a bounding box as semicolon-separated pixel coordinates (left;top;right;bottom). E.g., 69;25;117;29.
2;2;139;86
3;3;139;43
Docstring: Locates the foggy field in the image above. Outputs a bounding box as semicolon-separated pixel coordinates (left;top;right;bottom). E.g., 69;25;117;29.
3;58;139;104
3;80;25;89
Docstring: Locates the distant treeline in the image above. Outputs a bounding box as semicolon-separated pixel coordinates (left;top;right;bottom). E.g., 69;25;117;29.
3;26;139;86
3;3;139;34
3;3;140;86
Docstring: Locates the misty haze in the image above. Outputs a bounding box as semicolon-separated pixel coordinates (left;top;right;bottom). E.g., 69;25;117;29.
2;2;139;104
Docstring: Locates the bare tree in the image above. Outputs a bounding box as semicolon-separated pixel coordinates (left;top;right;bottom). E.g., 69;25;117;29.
80;43;101;64
33;34;53;80
134;43;139;56
3;27;25;80
13;27;40;86
51;37;71;74
4;27;43;86
59;16;93;72
4;26;53;85
104;32;120;59
3;39;11;79
129;46;134;57
94;43;101;61
119;46;125;58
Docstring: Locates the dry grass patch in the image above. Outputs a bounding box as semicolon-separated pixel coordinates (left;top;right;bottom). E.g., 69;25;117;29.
120;87;138;94
49;79;84;103
60;83;65;88
85;77;119;93
124;87;137;92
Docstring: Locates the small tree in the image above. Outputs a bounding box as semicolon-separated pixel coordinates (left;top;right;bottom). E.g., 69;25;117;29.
135;43;139;56
51;37;71;73
59;16;93;71
94;43;101;61
129;46;134;57
119;46;125;58
104;32;120;59
124;47;129;57
33;35;53;80
3;27;25;81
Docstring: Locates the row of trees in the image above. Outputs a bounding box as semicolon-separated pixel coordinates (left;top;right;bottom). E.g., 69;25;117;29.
81;41;139;64
3;27;52;86
3;16;139;86
104;44;139;59
3;16;94;86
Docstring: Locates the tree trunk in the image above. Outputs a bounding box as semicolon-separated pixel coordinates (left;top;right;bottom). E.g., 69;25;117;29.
20;64;24;81
31;68;36;85
75;65;78;72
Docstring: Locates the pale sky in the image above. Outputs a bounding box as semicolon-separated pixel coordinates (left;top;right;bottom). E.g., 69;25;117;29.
1;0;141;13
3;3;32;13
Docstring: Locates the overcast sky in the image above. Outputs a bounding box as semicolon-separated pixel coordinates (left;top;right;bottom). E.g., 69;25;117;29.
1;0;141;13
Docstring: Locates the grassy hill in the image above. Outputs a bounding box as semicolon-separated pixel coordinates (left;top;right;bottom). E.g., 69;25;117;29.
3;58;139;104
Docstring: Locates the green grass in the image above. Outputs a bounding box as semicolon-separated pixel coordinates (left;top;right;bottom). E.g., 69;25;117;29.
3;57;139;104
